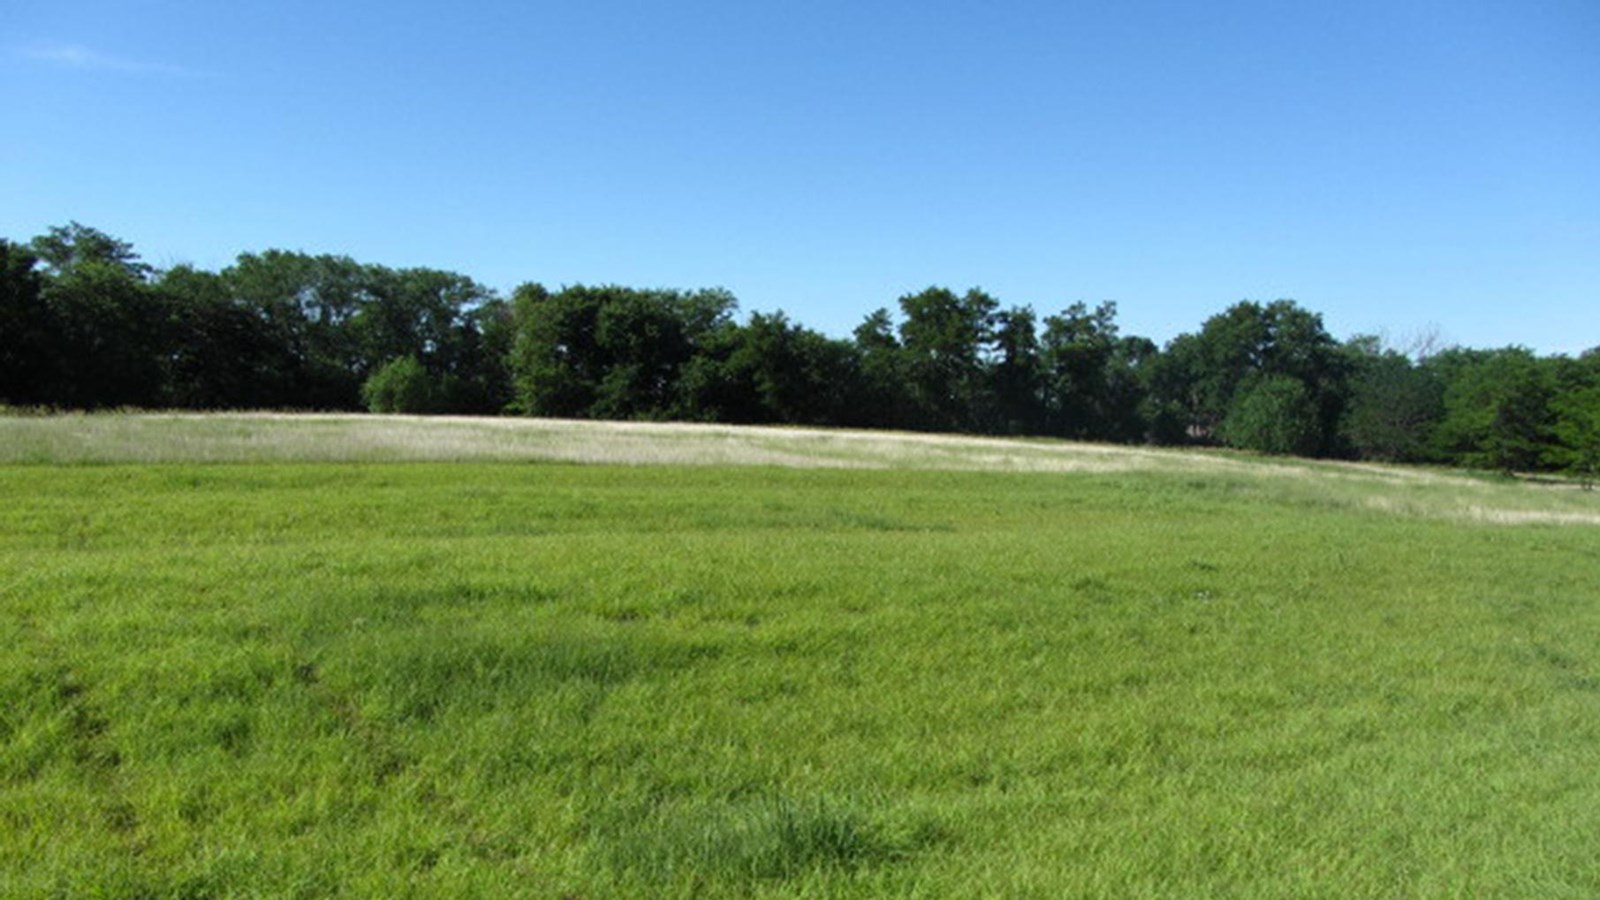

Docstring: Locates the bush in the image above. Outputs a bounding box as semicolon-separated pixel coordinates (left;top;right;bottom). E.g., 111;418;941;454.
1220;375;1320;456
361;356;437;413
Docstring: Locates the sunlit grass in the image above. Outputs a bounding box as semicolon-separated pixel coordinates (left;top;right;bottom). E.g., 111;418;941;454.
4;411;1599;527
2;417;1599;895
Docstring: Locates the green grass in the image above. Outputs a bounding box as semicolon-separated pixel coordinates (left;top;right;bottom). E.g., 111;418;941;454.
3;416;1600;896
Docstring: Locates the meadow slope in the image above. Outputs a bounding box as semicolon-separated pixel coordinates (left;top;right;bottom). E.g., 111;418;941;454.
2;414;1598;897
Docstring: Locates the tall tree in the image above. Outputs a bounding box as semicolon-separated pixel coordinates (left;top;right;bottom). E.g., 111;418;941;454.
352;266;491;376
851;308;908;429
30;222;153;280
29;225;168;408
465;297;517;413
222;251;369;408
0;240;56;405
508;284;735;419
895;286;998;432
156;264;286;409
678;312;860;425
1103;334;1159;443
990;306;1044;435
508;282;593;416
1156;300;1349;455
1339;336;1445;462
1550;384;1600;487
350;265;499;411
1431;347;1553;474
1040;301;1119;439
1547;346;1600;483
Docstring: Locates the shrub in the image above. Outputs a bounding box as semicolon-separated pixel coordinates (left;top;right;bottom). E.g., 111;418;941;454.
1220;375;1320;456
361;356;436;413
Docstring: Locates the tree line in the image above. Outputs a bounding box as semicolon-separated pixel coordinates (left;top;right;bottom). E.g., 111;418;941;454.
3;222;1597;479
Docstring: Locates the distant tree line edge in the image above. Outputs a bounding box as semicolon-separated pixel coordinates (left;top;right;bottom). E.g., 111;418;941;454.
3;222;1598;480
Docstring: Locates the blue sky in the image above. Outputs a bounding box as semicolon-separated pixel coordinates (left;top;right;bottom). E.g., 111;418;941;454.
5;0;1597;353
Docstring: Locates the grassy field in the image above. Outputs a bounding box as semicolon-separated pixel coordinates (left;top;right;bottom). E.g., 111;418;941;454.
3;414;1599;897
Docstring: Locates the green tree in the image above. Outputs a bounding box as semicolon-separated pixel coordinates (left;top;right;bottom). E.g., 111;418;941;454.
989;306;1044;435
156;265;286;409
677;312;860;425
508;284;736;419
362;356;439;413
592;290;691;418
675;320;764;423
1154;300;1348;454
0;240;56;406
29;226;168;408
850;308;909;429
30;222;153;280
1040;301;1120;439
1220;375;1321;455
1431;347;1553;474
739;313;858;425
1550;386;1600;488
895;286;998;432
1103;335;1158;443
1144;334;1202;445
508;282;592;416
223;250;368;409
1339;336;1444;462
352;267;491;376
465;297;517;413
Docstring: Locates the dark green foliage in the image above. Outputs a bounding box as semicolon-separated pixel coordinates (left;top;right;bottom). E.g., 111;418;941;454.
1545;353;1600;486
849;308;909;429
1431;347;1554;474
35;241;168;408
508;284;736;419
1550;386;1600;487
156;265;287;409
3;225;512;413
351;266;502;413
1154;300;1348;454
593;287;734;418
1104;335;1160;443
222;251;372;409
6;222;1597;473
362;356;437;413
990;306;1045;434
1040;301;1147;440
1041;302;1111;438
1339;337;1444;462
895;286;1000;432
0;240;55;405
678;312;861;425
464;297;517;412
1220;375;1321;455
30;221;153;280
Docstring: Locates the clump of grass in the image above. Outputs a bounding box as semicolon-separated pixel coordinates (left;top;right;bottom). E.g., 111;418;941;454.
598;793;926;887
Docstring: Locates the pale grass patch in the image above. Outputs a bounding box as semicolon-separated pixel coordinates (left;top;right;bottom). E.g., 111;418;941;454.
0;412;1196;472
3;412;1597;526
1461;507;1600;525
1361;494;1600;526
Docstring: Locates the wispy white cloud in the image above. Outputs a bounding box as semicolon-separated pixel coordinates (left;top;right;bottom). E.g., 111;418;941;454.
18;42;201;76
